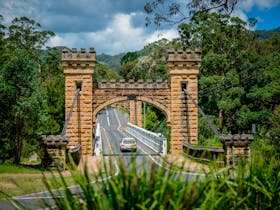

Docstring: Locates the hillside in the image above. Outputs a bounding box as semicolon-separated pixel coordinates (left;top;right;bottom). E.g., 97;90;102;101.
255;26;280;39
96;53;125;71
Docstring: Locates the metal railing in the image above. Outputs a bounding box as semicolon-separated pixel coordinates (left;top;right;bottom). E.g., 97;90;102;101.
183;143;224;164
126;122;167;155
94;123;102;156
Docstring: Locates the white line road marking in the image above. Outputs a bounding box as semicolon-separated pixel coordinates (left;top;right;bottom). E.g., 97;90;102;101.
113;109;121;129
140;145;205;177
106;108;110;126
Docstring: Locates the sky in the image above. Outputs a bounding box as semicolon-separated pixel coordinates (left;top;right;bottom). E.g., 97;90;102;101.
0;0;280;55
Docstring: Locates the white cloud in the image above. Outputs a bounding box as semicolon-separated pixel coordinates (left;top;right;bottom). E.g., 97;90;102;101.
48;13;179;54
232;0;280;29
231;8;248;22
238;0;280;11
146;30;179;44
0;0;41;24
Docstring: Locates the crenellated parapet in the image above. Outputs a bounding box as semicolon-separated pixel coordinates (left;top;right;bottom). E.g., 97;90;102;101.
61;48;96;69
97;79;169;89
167;49;201;71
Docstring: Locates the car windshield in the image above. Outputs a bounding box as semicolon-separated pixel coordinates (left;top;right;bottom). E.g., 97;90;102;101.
123;139;136;144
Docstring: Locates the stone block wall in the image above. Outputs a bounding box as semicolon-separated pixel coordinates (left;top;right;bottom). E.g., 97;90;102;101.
129;100;142;127
220;134;253;165
167;49;201;154
62;48;96;155
41;135;69;170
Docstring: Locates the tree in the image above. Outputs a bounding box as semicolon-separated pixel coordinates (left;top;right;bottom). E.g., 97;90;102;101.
94;63;120;82
40;47;65;135
144;0;238;26
120;52;139;65
0;49;48;163
178;11;280;139
0;16;54;163
119;60;138;80
7;17;54;72
129;39;170;81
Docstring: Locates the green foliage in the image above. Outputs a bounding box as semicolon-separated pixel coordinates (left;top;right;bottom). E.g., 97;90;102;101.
39;47;65;134
94;62;120;82
0;48;47;163
120;51;139;65
119;60;138;79
119;39;170;81
268;105;280;154
0;16;62;163
179;12;280;144
256;26;280;40
96;53;125;71
198;115;223;147
36;153;280;210
144;106;158;130
0;164;41;174
143;104;170;150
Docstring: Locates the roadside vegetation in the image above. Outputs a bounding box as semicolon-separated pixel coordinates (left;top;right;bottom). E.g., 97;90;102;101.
4;153;275;209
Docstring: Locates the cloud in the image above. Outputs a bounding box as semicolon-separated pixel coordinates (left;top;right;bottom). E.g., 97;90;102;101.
48;13;178;54
2;0;279;54
232;0;280;29
0;0;147;33
238;0;280;11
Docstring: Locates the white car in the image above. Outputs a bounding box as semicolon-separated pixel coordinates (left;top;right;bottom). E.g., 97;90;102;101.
120;137;137;152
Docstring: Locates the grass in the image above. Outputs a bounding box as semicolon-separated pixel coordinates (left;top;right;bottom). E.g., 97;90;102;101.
198;136;223;147
41;155;280;209
0;176;49;199
0;164;42;174
0;162;98;199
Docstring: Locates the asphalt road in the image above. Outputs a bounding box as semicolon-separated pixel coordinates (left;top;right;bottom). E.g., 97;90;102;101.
0;107;203;209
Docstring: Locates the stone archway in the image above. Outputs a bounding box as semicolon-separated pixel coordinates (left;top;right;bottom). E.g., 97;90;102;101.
92;95;171;130
62;48;201;155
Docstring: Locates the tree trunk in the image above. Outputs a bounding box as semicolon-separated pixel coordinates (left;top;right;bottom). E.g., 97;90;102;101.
14;118;22;164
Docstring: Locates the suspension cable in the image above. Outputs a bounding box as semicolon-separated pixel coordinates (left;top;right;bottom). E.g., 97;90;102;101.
61;88;80;136
183;89;221;137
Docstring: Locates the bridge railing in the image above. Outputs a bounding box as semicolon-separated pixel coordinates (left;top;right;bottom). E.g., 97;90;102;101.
126;122;167;155
182;143;224;164
94;123;102;156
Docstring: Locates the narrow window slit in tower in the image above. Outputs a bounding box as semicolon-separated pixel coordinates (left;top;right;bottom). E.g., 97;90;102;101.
181;83;187;91
76;82;82;91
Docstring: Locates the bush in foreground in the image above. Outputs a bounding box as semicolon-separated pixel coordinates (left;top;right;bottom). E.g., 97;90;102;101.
39;155;280;210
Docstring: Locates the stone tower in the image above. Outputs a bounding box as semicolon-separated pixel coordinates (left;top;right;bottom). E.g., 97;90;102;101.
167;49;201;154
61;48;96;155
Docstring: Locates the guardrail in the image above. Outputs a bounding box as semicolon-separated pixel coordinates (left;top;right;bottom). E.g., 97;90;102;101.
126;122;167;155
94;123;102;156
183;143;224;164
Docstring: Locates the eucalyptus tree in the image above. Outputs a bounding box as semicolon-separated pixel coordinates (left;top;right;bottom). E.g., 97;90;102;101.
94;62;120;82
177;12;257;133
0;16;54;163
7;17;54;72
178;11;280;139
40;47;65;135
